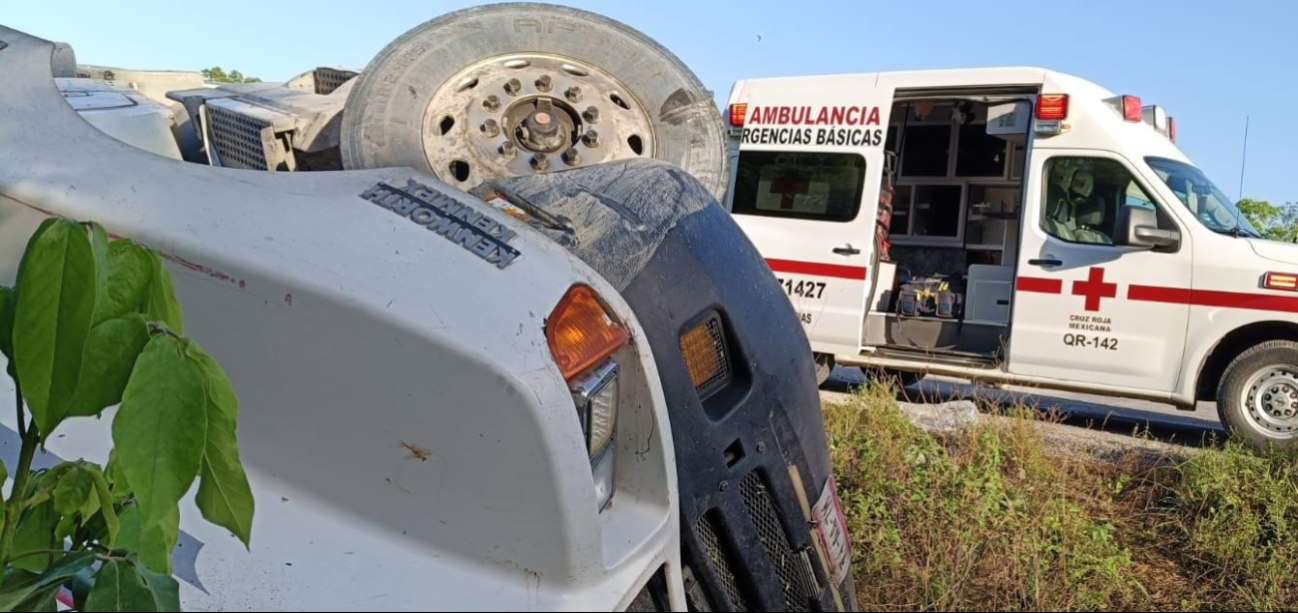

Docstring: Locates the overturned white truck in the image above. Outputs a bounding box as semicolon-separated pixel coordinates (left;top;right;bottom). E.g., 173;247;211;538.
0;4;853;612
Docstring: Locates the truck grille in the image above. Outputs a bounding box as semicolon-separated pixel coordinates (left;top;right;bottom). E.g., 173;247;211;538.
206;103;272;170
740;472;812;612
314;66;359;95
695;512;749;611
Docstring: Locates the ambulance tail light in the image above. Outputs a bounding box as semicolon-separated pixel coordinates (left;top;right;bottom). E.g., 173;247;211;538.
1265;272;1298;292
1121;95;1143;122
1035;94;1069;121
729;103;748;127
1169;117;1177;142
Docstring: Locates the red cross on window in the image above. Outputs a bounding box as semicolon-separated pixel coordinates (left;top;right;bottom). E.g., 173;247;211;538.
1072;267;1118;311
769;177;810;210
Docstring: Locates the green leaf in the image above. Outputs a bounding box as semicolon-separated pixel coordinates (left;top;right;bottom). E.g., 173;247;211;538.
130;557;179;612
54;513;77;544
84;560;160;612
115;504;179;575
13;220;98;437
0;551;96;611
66;317;151;419
113;336;205;534
71;567;96;612
113;336;205;536
86;465;120;546
12;584;60;611
0;460;7;528
6;219;58;383
142;252;182;335
189;345;254;547
93;240;153;327
105;452;130;502
53;465;94;518
11;501;59;573
0;286;14;364
89;223;110;321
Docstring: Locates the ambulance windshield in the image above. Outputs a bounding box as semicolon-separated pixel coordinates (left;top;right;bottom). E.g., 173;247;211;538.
1146;158;1261;238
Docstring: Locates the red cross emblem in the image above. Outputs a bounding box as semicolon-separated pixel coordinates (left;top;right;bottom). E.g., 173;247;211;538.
1072;267;1118;311
770;177;810;209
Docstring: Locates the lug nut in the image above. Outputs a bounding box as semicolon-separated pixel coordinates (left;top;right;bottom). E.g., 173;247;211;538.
505;78;522;96
498;141;516;158
483;94;501;112
535;74;553;93
480;119;500;138
582;129;600;148
562;147;581;166
565;86;583;103
582;105;600;124
719;481;729;492
530;152;549;171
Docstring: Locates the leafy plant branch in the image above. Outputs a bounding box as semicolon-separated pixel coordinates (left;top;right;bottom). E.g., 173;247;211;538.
0;219;254;611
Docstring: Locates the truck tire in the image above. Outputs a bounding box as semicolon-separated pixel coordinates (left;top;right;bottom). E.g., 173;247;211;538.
1216;340;1298;451
340;3;729;201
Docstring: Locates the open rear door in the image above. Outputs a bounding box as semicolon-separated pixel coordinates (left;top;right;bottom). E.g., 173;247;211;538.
728;75;895;356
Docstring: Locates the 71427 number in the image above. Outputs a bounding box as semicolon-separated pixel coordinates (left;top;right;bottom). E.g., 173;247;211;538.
778;278;826;299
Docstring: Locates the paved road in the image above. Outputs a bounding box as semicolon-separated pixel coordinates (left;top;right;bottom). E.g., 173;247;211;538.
821;366;1224;446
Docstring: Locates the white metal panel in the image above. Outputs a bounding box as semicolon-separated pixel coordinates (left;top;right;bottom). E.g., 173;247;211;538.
1;28;682;611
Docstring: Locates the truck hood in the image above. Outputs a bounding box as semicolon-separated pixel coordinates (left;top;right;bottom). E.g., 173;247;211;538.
1247;238;1298;266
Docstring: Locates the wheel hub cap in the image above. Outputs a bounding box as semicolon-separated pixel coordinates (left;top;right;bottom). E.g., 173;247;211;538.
422;53;655;190
1243;366;1298;436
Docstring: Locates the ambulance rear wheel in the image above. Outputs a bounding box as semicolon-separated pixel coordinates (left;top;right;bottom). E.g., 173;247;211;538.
340;3;729;200
1217;340;1298;451
814;353;835;386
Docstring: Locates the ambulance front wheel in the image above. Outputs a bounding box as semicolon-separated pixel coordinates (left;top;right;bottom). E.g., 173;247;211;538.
1217;340;1298;451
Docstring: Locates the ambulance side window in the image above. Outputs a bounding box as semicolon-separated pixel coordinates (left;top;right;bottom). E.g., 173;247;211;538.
1040;157;1160;246
732;151;867;222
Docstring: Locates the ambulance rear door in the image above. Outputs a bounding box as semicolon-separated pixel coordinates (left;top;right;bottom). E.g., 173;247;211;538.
728;74;894;356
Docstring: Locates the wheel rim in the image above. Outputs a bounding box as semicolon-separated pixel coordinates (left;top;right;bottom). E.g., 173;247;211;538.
1241;365;1298;438
421;53;656;190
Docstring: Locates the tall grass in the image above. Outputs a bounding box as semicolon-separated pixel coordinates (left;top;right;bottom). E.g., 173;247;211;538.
825;384;1298;612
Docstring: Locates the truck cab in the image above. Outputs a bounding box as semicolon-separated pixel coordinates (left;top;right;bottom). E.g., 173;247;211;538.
728;67;1298;450
0;12;855;610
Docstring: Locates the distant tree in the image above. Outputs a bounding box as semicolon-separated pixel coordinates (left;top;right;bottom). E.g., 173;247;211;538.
1239;198;1298;242
201;66;261;84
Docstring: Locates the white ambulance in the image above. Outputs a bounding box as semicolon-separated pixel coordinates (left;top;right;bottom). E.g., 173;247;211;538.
727;67;1298;450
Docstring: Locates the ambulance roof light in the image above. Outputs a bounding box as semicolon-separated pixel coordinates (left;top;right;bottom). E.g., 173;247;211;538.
1122;95;1143;122
729;103;748;127
1035;94;1069;121
1141;104;1173;141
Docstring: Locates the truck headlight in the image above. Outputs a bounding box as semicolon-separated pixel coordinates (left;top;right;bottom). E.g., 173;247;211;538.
547;284;628;511
571;361;619;511
570;360;619;457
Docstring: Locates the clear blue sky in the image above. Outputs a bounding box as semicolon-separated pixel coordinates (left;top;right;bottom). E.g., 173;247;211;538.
5;1;1293;204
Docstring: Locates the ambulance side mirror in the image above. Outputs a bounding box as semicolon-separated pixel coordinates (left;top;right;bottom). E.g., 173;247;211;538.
1116;205;1180;250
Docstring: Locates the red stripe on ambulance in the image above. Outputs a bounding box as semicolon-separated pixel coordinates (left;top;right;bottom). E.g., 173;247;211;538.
1015;276;1063;294
1130;285;1298;313
1017;276;1298;314
766;259;868;281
